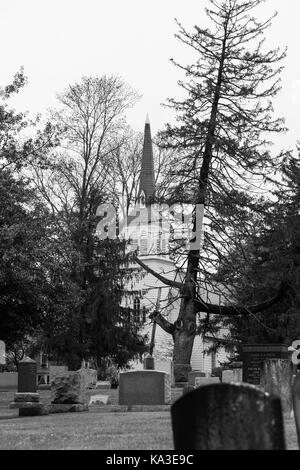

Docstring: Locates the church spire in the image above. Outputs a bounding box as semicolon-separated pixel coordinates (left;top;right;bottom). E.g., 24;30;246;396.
138;114;155;204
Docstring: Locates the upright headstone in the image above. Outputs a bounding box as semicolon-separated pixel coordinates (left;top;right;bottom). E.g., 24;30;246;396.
10;357;48;416
50;370;89;413
188;371;206;386
171;383;285;450
18;357;37;393
155;359;175;387
119;370;171;406
242;344;288;385
261;359;293;414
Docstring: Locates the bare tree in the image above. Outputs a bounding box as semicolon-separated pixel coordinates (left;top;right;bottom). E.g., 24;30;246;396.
132;0;288;381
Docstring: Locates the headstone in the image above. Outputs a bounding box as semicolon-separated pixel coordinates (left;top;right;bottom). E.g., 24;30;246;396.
261;359;293;414
222;369;243;383
0;372;18;390
10;357;48;416
171;383;285;450
194;377;220;388
0;341;5;365
119;370;171;406
95;380;111;390
77;368;97;389
89;394;111;405
222;370;234;383
49;365;68;383
242;344;288;385
18;357;37;393
143;354;155;370
188;371;206;386
155;359;175;387
51;371;87;404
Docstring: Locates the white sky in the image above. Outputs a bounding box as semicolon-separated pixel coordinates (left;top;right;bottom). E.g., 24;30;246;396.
0;0;299;152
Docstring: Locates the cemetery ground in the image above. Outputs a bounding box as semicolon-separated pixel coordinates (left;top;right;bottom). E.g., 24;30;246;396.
0;388;298;450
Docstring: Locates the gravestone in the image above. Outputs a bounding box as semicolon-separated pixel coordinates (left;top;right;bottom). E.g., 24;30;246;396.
171;383;285;450
89;394;111;406
242;344;288;385
49;365;68;383
77;367;97;389
119;370;171;406
188;371;206;386
95;380;111;390
155;359;175;387
10;357;48;416
51;371;87;404
50;371;88;413
194;377;220;388
222;369;243;383
261;359;293;414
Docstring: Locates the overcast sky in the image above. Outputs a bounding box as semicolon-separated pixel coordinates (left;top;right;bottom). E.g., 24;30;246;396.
1;0;299;152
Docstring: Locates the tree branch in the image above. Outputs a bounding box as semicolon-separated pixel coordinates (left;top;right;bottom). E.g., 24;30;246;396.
133;255;183;290
195;281;289;317
149;311;175;335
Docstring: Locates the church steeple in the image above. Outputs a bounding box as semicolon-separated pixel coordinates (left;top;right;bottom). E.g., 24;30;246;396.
138;114;155;204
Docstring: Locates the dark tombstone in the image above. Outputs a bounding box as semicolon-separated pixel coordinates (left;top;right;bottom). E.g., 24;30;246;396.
171;383;285;450
242;344;288;385
18;357;37;393
10;357;48;416
292;373;300;449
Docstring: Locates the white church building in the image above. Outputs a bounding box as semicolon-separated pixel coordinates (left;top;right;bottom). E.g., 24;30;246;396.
121;116;230;376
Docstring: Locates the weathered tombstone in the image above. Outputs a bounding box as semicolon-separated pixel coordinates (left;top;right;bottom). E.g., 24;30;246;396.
155;359;175;387
171;383;285;450
222;370;234;383
95;380;111;390
49;365;68;383
50;370;89;413
18;357;37;393
242;344;288;385
0;341;5;365
119;370;171;406
222;368;243;383
261;359;293;414
77;367;97;389
188;371;206;386
10;357;48;416
194;377;220;388
89;394;111;406
292;373;300;449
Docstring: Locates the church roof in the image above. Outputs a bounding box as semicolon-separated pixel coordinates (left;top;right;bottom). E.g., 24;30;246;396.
138;114;155;203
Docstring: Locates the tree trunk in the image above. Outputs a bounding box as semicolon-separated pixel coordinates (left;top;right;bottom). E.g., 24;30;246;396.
172;297;197;383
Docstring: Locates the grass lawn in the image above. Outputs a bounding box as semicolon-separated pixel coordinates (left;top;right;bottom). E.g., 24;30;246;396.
0;389;298;450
